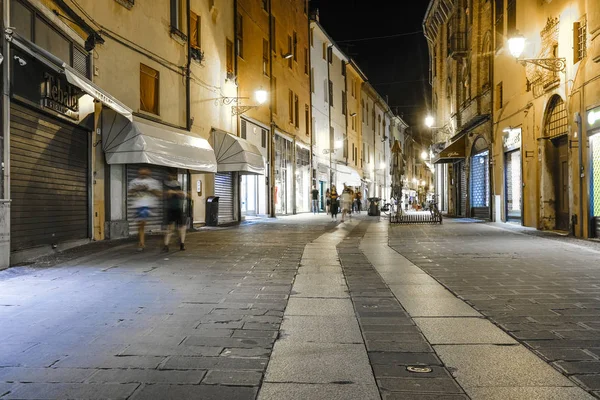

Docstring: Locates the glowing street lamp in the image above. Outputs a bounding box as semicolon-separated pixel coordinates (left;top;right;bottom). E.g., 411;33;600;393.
425;115;434;128
421;150;429;160
507;32;565;72
254;89;268;105
507;34;525;59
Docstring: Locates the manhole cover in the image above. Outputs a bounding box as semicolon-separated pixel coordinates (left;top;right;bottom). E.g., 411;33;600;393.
406;366;433;373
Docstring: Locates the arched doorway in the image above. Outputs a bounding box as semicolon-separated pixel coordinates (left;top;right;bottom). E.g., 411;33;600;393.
542;95;569;231
470;136;490;219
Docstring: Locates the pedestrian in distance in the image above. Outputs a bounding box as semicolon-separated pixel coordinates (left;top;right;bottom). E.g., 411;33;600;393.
128;167;161;251
330;185;339;221
355;191;362;213
325;188;331;215
163;172;187;252
311;185;319;215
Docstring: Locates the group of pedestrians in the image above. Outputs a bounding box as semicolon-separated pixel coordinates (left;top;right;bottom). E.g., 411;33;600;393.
311;184;361;222
128;167;187;252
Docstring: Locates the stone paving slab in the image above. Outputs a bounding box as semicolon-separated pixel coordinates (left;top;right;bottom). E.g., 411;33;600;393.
388;219;600;396
466;387;596;400
280;315;363;343
258;383;381;400
414;317;517;345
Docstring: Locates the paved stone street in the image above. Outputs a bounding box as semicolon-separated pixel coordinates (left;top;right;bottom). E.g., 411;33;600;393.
1;215;600;399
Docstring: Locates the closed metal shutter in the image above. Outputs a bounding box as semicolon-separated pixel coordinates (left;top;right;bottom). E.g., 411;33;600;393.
459;162;467;217
126;165;170;235
10;103;89;251
215;172;234;224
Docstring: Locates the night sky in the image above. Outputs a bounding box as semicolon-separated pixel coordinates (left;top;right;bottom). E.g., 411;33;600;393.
310;0;431;144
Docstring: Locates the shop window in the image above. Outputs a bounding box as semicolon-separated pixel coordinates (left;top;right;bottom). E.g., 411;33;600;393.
190;11;201;50
140;63;159;115
11;0;32;41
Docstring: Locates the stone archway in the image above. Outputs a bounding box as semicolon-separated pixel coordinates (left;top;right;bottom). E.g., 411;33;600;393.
540;95;570;231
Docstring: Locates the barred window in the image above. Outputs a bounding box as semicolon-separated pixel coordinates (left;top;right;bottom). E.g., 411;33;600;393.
574;17;587;63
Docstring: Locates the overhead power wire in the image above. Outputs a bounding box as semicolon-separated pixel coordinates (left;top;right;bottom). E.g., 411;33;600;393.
337;30;423;43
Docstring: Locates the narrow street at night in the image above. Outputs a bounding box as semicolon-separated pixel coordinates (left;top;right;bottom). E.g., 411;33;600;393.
1;215;600;399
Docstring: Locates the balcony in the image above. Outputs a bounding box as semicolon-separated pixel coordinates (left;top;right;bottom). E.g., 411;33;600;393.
448;32;468;59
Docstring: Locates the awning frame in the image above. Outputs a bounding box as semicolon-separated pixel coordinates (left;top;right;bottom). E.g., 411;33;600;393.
211;129;265;175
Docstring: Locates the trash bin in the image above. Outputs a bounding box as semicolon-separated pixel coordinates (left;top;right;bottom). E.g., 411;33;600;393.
367;197;381;216
206;196;220;226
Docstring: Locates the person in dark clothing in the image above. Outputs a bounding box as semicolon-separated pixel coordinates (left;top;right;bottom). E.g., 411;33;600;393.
329;185;339;221
311;186;319;214
163;173;187;252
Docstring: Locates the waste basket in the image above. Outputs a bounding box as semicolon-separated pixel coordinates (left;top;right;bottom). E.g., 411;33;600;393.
206;196;220;226
367;197;381;216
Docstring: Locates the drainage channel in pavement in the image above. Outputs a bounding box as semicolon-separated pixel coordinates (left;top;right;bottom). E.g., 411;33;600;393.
360;220;595;400
338;221;468;400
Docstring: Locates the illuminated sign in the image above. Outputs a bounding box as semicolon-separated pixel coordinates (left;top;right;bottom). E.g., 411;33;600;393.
503;128;521;152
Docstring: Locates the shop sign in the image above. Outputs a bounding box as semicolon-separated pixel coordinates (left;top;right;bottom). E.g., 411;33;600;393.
12;47;82;120
587;106;600;131
503;128;521;152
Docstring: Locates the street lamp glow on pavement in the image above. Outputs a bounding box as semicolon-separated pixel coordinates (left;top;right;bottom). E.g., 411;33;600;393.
425;115;434;128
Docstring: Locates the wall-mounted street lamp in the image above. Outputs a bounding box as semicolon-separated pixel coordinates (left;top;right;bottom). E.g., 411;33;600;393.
507;33;566;72
421;150;429;160
425;115;435;128
219;89;268;116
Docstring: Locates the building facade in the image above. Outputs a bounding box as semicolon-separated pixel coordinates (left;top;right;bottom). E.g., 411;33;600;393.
424;0;494;219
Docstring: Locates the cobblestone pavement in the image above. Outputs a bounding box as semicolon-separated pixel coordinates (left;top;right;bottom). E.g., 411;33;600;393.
0;216;334;400
388;219;600;398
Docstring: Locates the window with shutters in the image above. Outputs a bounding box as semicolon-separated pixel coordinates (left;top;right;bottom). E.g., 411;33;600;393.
304;47;309;74
507;0;516;37
262;0;269;11
263;38;269;76
322;43;327;60
226;39;234;77
273;77;278;114
170;0;185;36
294;94;299;129
140;63;159;115
293;31;298;62
305;105;309;136
343;138;348;158
311;68;315;93
236;13;244;58
287;35;293;68
329;80;333;105
241;120;247;139
190;11;201;49
270;16;276;51
289;90;294;124
342;91;347;116
261;129;267;148
574;16;587;63
496;82;503;110
310;28;314;47
495;0;504;50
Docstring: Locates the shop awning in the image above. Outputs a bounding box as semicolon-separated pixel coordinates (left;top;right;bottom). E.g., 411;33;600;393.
432;134;467;164
211;129;265;175
335;164;362;187
10;35;133;120
101;109;217;173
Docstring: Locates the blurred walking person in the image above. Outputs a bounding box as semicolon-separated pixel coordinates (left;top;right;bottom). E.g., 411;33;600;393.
325;188;331;215
311;186;319;214
163;172;187;252
128;167;161;251
340;187;352;222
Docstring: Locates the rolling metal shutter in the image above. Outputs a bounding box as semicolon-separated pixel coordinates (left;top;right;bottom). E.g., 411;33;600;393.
126;165;170;236
10;103;89;251
215;172;234;224
459;162;467;217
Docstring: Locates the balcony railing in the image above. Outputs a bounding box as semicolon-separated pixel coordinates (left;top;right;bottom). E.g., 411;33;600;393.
448;32;468;59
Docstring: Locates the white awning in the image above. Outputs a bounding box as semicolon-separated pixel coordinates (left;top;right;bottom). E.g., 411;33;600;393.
211;129;265;175
335;164;362;187
63;66;133;121
101;109;217;173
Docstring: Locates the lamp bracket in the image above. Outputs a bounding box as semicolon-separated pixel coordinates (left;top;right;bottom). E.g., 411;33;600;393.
231;105;258;116
518;57;566;72
216;96;248;106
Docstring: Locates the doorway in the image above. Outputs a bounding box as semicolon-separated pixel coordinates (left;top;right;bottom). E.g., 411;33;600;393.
553;136;569;231
241;175;258;216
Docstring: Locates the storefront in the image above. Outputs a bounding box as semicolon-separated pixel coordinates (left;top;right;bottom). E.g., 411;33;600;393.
6;12;127;257
295;144;311;213
503;128;522;222
587;106;600;237
239;118;269;217
212;128;265;223
433;134;466;217
470;137;490;219
274;133;294;215
101;109;217;233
